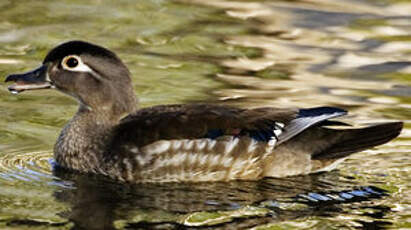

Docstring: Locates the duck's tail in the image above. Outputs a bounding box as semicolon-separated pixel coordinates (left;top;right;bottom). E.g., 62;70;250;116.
312;121;403;160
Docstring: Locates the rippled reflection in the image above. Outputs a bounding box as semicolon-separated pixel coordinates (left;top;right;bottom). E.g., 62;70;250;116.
53;169;391;229
0;0;410;229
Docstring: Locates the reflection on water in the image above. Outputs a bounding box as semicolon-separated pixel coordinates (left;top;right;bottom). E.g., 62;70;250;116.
51;169;391;230
0;0;410;229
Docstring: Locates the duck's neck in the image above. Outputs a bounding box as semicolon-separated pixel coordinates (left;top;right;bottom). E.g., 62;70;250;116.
54;106;121;174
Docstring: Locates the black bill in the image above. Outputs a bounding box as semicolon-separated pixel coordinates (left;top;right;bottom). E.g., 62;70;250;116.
5;65;53;94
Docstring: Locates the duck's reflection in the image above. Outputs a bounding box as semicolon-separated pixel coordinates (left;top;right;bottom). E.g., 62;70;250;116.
52;169;391;230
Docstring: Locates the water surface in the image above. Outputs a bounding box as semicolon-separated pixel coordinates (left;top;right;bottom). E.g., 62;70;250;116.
0;0;410;229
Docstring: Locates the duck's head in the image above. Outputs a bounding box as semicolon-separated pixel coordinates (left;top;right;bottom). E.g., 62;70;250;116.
5;40;137;118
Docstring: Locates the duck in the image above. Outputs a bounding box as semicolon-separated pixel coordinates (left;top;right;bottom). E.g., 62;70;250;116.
5;40;403;183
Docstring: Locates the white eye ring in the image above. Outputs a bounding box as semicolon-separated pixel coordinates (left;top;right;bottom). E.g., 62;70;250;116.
61;55;93;72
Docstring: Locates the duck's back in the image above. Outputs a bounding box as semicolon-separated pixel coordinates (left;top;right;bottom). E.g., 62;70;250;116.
103;104;402;183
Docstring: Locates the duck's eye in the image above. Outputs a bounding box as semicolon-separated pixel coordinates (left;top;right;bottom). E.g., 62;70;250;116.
62;55;81;70
65;57;78;68
61;55;95;73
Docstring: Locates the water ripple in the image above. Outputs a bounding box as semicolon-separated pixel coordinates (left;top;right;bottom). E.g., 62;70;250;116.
0;150;55;183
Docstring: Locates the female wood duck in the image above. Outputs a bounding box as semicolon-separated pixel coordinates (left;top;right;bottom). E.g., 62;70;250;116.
5;41;403;183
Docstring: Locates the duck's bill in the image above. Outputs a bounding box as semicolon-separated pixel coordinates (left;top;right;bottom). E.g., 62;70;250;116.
5;65;53;94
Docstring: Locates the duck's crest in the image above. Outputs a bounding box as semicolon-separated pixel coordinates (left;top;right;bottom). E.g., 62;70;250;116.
43;40;119;63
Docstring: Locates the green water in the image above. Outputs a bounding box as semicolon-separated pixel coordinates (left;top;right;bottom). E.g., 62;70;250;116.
0;0;410;229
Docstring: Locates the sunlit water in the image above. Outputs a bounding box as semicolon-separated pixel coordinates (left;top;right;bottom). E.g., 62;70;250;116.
0;0;410;229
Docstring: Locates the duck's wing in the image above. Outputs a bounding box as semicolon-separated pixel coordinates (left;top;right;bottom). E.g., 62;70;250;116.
112;104;294;147
277;107;348;144
112;104;346;148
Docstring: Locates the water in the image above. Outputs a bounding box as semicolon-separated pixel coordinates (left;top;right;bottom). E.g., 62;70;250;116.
0;0;410;229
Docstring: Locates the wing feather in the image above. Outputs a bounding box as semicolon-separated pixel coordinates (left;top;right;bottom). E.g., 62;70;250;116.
278;107;347;144
111;104;297;148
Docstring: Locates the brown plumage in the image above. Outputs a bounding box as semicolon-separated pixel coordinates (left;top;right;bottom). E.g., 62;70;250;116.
4;41;403;183
113;104;297;147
